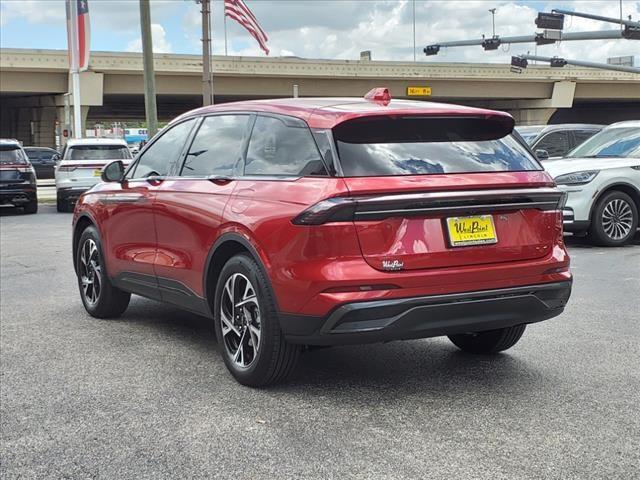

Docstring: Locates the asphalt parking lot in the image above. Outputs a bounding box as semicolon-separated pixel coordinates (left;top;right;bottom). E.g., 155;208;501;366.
1;205;639;479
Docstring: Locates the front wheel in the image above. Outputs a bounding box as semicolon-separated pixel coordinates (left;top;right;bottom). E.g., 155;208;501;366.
213;253;300;387
76;226;130;318
448;325;526;354
589;191;638;246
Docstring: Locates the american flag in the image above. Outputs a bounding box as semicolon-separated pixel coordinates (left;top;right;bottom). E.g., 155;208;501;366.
66;0;91;72
224;0;269;55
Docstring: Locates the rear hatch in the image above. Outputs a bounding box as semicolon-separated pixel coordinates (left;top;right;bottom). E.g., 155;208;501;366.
0;145;32;185
331;115;563;271
58;144;133;182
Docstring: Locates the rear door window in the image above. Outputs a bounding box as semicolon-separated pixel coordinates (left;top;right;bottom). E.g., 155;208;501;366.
181;115;251;177
535;131;571;157
333;116;539;177
245;115;328;176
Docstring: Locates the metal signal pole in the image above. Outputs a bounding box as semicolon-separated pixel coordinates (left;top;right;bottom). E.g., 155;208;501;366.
139;0;158;138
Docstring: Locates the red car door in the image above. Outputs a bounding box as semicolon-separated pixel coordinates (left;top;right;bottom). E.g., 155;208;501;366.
100;118;197;299
152;114;253;316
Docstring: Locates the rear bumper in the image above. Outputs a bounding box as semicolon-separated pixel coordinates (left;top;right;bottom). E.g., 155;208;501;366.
57;187;89;203
280;280;572;345
0;186;37;206
562;208;590;233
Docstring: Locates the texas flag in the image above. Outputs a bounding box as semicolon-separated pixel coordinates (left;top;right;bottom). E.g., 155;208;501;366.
66;0;90;72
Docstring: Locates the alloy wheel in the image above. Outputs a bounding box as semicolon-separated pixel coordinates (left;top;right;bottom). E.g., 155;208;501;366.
602;198;633;240
220;273;261;368
79;238;101;306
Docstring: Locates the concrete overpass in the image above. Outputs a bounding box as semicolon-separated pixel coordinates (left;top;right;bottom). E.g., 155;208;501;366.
1;48;638;148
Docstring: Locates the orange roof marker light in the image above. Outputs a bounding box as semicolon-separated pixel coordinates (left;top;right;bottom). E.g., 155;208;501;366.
364;87;391;106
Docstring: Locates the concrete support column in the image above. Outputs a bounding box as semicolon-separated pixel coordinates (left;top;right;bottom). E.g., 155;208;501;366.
513;108;558;126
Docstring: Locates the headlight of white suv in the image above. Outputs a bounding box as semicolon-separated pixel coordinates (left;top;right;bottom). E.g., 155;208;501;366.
554;170;599;186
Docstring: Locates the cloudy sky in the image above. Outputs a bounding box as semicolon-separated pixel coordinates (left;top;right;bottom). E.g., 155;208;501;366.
1;0;638;64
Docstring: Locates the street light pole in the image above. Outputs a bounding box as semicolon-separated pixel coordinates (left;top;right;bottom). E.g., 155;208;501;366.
200;0;213;106
139;0;158;139
489;8;497;37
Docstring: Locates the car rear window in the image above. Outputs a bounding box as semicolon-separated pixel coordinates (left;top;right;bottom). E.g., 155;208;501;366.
0;145;28;164
333;116;540;177
67;145;132;161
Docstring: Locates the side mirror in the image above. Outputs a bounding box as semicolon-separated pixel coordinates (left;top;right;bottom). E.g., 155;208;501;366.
535;149;550;161
101;160;125;183
52;154;61;163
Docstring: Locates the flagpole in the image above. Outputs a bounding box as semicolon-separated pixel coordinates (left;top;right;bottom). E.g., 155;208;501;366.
412;0;416;62
69;0;82;138
224;13;228;55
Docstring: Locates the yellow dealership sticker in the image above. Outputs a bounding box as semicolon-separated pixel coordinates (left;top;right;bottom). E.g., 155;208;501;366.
407;86;432;96
446;215;498;247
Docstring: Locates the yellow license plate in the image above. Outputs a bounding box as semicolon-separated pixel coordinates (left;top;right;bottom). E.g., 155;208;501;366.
93;169;102;177
446;215;497;247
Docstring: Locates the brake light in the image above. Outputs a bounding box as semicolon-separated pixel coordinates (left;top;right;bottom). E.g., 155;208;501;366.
292;197;356;225
364;87;391;106
57;166;77;172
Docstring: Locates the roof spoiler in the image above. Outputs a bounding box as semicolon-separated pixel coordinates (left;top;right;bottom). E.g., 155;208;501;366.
333;113;515;144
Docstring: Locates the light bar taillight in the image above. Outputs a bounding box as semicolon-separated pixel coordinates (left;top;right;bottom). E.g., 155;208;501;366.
292;188;567;226
292;197;356;225
57;166;77;172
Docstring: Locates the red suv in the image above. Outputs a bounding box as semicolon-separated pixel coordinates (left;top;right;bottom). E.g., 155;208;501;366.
72;90;572;386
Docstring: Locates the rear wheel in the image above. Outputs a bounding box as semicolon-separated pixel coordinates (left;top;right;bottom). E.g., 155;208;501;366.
76;226;130;318
214;253;300;387
448;325;526;354
23;199;38;214
589;191;638;246
57;195;69;213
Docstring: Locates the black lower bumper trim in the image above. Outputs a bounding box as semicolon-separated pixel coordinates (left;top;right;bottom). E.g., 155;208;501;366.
280;280;572;345
0;188;37;206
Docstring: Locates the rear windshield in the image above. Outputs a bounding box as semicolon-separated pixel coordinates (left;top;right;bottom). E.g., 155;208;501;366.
67;145;132;161
0;145;28;164
333;117;540;177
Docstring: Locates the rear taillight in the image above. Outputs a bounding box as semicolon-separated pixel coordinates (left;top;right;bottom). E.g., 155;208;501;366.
292;197;356;225
57;166;77;172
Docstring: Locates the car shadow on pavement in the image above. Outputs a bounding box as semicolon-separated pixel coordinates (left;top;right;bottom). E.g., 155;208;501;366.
564;231;640;248
117;298;546;397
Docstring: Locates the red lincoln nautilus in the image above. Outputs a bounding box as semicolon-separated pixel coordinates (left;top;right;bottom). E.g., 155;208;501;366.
72;88;572;386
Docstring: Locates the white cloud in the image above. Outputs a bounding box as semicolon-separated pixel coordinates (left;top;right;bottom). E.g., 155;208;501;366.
126;24;172;54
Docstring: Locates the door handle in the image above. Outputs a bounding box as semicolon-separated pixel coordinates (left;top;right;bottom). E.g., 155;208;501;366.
146;175;165;185
208;175;234;184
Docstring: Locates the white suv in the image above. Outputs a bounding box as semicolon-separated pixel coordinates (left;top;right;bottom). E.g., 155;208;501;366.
544;121;640;246
55;138;132;212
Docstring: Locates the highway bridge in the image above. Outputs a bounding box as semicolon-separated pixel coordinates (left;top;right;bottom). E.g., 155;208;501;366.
1;48;638;148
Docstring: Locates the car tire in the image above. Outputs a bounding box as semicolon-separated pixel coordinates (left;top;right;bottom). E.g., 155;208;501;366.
214;253;300;387
589;191;638;247
76;225;131;319
448;325;526;354
57;196;69;213
23;199;38;214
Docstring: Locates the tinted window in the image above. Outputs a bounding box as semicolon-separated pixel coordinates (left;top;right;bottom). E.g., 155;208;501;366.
132;119;196;178
245;116;327;176
573;130;599;148
67;145;132;161
334;118;539;177
535;131;570;157
0;145;28;164
568;127;640;158
181;115;250;176
515;126;544;145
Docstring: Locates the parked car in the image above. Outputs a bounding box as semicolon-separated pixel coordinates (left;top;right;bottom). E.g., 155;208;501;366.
544;120;640;246
23;146;59;179
0;139;38;214
72;90;572;386
516;124;602;160
56;138;132;212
